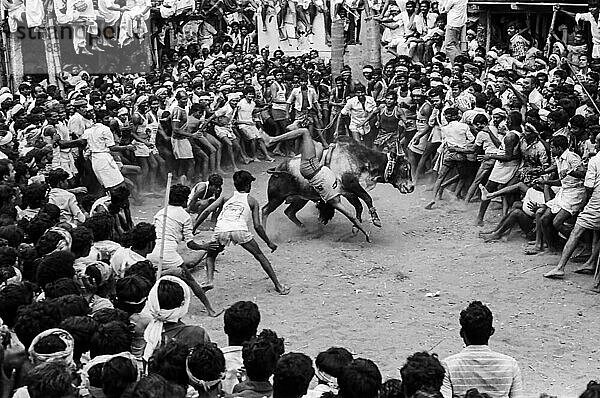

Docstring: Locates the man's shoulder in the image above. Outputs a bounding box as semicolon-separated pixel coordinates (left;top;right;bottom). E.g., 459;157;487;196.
444;347;519;366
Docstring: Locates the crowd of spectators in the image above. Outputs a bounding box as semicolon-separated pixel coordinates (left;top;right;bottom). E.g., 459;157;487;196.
0;0;598;395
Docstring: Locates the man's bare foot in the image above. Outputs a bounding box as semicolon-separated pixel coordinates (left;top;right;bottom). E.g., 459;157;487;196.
525;247;543;255
276;285;291;295
207;308;225;317
481;233;500;242
251;157;260;162
479;184;490;201
425;200;435;210
543;268;565;279
574;265;596;275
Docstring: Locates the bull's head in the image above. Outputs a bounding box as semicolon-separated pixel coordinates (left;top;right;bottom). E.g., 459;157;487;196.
388;150;415;194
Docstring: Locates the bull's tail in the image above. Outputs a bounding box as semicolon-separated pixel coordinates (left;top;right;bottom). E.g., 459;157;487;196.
316;200;335;225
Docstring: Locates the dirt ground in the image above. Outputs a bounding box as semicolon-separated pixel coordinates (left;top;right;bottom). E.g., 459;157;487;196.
132;160;600;398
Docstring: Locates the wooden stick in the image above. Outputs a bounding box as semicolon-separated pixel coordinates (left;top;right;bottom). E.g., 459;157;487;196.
157;173;173;279
545;8;558;59
565;61;600;114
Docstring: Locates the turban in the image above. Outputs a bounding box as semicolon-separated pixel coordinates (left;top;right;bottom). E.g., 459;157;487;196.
29;328;74;367
141;276;191;361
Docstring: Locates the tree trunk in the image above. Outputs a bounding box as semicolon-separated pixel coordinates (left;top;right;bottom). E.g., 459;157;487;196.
330;16;345;84
364;18;381;68
363;1;381;69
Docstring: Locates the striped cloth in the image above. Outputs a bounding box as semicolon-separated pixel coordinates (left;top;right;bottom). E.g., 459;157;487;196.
440;345;524;398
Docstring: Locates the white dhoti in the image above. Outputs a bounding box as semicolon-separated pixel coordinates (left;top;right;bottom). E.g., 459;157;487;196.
91;152;124;188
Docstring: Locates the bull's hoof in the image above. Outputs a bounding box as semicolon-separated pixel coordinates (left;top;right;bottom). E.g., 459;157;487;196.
369;208;382;228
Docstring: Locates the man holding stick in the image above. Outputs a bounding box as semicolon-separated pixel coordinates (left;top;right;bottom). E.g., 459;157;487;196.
147;183;221;317
556;2;600;62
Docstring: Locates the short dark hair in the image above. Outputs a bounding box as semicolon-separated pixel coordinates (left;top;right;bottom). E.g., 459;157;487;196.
102;356;138;398
315;347;353;378
46;168;70;188
59;315;98;361
44;278;81;300
26;362;74;398
90;321;132;358
131;374;187;398
187;342;226;388
36;251;75;287
157;279;185;310
92;308;130;325
51;294;88;319
242;330;283;382
149;340;190;387
459;301;494;345
0;225;24;247
115;276;151;315
208;174;223;187
570;114;587;129
14;301;61;348
70;226;94;255
338;358;382;398
233;170;255;191
84;213;114;242
380;379;403;398
580;381;600;398
0;283;33;328
21;183;48;210
472;114;489;126
548;109;569;127
399;352;445;397
124;260;156;286
224;301;260;343
551;135;570;151
273;353;314;398
129;223;156;250
169;184;191;207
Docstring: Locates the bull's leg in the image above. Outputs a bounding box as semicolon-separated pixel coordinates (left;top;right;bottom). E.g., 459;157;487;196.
262;196;286;230
343;178;381;228
284;199;309;228
344;193;364;223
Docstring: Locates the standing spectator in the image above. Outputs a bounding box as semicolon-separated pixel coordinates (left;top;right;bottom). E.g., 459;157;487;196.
440;0;467;63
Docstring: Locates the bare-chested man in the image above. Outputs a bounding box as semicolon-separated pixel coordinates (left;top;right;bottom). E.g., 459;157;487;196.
263;122;371;241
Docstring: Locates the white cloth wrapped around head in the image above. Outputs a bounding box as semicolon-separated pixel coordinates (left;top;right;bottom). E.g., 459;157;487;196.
141;275;191;361
28;328;75;367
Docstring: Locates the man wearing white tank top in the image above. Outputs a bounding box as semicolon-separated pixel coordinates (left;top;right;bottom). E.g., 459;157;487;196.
195;170;290;295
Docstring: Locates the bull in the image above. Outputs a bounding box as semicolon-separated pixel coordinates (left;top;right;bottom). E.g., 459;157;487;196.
261;137;414;231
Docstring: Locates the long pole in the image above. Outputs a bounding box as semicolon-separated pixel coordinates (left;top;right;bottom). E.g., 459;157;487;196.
158;173;173;279
545;8;557;58
565;61;600;114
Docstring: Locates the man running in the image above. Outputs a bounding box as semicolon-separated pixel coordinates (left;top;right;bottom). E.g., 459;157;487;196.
263;122;371;242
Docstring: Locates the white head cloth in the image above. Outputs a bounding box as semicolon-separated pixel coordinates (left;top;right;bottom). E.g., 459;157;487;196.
141;275;191;361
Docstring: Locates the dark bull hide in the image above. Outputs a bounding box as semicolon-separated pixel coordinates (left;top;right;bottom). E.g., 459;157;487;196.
262;137;414;230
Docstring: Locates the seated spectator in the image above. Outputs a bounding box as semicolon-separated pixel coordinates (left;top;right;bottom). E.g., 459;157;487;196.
306;347;353;398
273;353;315;398
222;300;261;394
440;301;523;398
